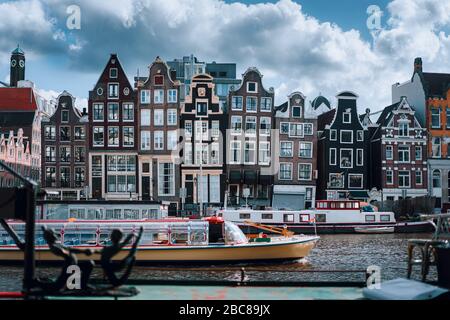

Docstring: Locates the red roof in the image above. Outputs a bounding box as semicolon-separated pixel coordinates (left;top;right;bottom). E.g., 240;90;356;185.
0;87;37;111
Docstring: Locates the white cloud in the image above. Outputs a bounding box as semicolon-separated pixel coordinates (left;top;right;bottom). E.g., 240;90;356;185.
2;0;450;114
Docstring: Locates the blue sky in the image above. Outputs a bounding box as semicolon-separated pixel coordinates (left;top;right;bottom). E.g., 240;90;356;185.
0;0;449;112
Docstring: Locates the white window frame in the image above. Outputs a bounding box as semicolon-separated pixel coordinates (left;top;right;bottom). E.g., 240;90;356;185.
108;126;119;147
357;130;364;141
154;131;164;150
167;89;177;103
140;90;150;104
140;130;151;151
122;103;134;122
416;170;423;185
340;149;353;169
258;141;270;165
231;96;243;111
167;130;178;151
260;97;272;112
122;126;134;147
167;109;177;126
340;130;353;144
303;123;313;136
399;170;411;188
154;109;164;126
330;129;337;141
343;112;351;124
348;174;363;189
93;126;104;147
289;123;304;138
154;89;164;104
141;109;151;126
386;170;393;185
398;145;410;163
260;117;271;136
108;103;119;122
279;162;293;181
93;103;104;122
244;141;256;165
415;146;422;161
329;148;337;165
246;81;258;93
299;142;313;158
280;141;293;157
108;82;119;99
356;149;363;166
230;140;241;164
245;116;257;135
246;96;257;113
298;163;312;181
386;145;393;160
231;116;242;135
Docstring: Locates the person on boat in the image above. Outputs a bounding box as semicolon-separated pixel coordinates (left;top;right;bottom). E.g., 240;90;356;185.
98;226;144;288
37;227;95;293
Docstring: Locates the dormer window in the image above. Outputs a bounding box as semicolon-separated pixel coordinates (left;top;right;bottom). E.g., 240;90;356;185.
247;82;257;93
343;112;351;124
154;75;164;85
109;68;118;78
292;105;302;118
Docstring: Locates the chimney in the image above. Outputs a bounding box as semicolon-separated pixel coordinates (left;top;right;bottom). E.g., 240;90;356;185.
170;68;177;82
414;57;422;73
82;107;87;116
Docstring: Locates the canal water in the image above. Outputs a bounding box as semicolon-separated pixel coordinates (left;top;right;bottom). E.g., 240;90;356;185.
0;233;437;292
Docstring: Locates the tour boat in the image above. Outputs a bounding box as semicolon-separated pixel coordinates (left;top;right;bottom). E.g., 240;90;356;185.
0;217;319;264
217;200;435;235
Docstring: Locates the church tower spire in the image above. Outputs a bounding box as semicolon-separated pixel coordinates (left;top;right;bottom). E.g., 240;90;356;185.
10;44;25;87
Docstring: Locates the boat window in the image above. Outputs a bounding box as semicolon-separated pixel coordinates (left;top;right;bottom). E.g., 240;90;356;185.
346;202;353;209
261;213;273;220
170;230;189;244
69;208;86;219
316;214;326;223
365;215;376;222
105;209;122;220
124;209;140;220
239;213;251;220
283;214;294;223
300;214;310;223
339;202;345;209
142;209;159;220
380;215;391;222
63;227;98;246
87;208;104;220
355;202;360;209
224;221;248;245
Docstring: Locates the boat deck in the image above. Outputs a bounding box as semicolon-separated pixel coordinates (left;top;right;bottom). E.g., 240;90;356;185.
47;284;364;300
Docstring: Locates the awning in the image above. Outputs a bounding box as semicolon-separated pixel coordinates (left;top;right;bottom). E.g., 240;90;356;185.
244;171;257;185
349;191;369;199
259;175;273;185
229;170;241;184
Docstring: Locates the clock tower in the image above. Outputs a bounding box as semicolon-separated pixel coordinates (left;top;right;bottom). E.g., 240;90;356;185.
10;45;25;87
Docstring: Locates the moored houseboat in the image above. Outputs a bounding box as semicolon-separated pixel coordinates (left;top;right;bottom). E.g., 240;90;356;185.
217;200;435;234
0;218;319;264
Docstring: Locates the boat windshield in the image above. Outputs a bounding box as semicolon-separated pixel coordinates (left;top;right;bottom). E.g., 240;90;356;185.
224;221;248;245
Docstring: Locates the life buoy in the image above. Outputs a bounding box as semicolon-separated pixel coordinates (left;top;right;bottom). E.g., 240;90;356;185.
204;216;224;224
